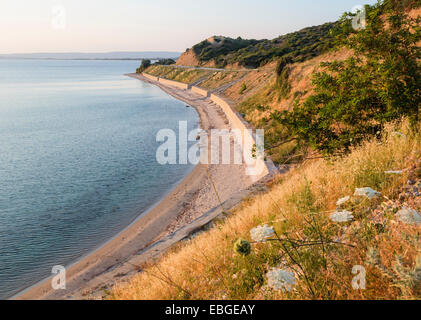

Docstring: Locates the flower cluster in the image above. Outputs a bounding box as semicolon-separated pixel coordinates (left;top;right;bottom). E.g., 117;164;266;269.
266;268;296;292
354;187;382;199
330;210;354;223
336;196;350;207
250;224;275;242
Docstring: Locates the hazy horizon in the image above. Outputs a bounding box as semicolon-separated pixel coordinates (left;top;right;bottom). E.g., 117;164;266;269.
0;51;181;61
0;51;181;55
1;0;377;54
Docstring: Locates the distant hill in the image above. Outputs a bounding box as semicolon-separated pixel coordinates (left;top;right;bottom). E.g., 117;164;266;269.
0;51;181;60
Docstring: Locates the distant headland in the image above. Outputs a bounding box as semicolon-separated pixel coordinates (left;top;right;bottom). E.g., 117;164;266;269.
0;51;181;61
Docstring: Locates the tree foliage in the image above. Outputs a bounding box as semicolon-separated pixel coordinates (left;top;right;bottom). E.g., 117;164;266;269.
274;1;420;155
154;58;176;65
136;59;151;73
192;23;337;68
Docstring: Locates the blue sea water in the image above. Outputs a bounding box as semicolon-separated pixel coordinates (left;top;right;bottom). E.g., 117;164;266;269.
0;60;199;299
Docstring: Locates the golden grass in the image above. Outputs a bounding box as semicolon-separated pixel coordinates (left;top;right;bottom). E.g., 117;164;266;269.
109;120;420;300
200;71;246;90
228;49;356;164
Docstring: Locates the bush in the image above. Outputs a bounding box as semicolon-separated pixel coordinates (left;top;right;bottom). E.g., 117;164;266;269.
155;59;176;66
275;2;421;154
136;59;151;73
276;65;291;99
276;57;292;76
239;83;247;94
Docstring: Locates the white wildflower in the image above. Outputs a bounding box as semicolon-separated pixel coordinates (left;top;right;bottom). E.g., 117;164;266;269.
396;207;421;226
391;131;407;139
266;268;296;292
385;170;403;175
250;224;275;242
354;187;382;199
330;210;354;223
336;196;350;207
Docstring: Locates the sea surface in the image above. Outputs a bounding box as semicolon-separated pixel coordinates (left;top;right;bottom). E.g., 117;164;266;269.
0;59;199;299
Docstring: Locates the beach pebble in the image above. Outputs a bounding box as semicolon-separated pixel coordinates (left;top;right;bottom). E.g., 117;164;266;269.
266;268;296;292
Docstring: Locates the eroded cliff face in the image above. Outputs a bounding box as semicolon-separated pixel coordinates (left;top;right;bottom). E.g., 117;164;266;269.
176;49;200;67
176;48;217;68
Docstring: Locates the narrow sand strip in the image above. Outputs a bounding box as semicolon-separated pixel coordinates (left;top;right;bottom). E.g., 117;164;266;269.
14;73;267;300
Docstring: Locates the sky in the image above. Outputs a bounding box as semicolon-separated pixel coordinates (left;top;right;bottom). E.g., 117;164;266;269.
0;0;378;54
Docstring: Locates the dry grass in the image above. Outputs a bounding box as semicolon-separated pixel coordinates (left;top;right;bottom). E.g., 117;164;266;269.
231;49;354;164
224;64;275;103
145;65;212;84
109;120;421;300
235;49;353;124
200;71;246;90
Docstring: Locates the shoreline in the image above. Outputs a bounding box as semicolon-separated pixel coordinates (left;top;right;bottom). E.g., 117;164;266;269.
14;73;270;300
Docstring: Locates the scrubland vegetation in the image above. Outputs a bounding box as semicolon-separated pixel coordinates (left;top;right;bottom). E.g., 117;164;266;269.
200;71;246;90
192;23;336;68
239;0;420;164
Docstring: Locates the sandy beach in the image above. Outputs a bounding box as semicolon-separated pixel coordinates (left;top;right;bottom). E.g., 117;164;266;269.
13;73;272;300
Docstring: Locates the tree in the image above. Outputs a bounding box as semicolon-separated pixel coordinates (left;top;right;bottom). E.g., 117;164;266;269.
274;1;420;154
136;59;151;73
155;59;176;65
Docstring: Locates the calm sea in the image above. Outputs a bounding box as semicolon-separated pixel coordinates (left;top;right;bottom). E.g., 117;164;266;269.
0;59;199;299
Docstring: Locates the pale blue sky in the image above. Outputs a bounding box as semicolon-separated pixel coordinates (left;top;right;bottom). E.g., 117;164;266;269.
1;0;377;54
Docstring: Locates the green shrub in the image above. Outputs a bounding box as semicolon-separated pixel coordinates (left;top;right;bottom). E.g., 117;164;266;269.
274;2;421;155
239;83;247;94
154;59;176;66
191;23;337;68
276;57;292;76
276;67;291;99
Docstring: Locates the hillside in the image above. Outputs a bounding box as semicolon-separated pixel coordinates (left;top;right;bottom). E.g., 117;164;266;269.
177;23;337;69
114;0;421;300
